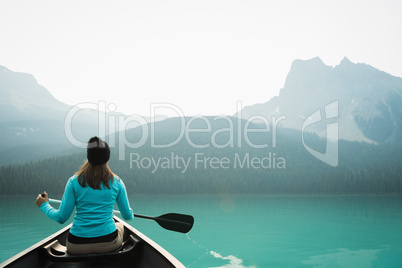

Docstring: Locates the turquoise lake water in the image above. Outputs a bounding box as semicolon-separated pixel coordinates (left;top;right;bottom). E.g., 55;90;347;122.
1;195;402;267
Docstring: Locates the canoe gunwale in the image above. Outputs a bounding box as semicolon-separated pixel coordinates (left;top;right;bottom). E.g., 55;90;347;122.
116;216;185;268
0;216;185;268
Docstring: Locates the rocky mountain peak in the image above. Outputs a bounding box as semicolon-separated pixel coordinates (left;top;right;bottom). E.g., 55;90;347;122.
238;57;402;144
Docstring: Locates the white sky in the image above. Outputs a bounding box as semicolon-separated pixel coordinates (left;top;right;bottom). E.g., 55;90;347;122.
1;0;401;116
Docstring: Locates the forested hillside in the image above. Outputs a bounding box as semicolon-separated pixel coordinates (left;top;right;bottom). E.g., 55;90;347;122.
1;117;401;195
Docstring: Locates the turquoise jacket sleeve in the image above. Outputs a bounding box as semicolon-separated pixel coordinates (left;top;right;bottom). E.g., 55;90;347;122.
116;179;134;221
40;178;75;224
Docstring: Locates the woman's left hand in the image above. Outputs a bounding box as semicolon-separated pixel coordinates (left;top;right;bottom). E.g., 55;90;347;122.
35;192;49;208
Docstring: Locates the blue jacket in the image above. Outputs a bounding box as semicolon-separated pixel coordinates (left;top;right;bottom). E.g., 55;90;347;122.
40;175;133;238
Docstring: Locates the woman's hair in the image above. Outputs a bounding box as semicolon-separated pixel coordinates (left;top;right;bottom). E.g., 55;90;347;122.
75;136;115;189
75;160;116;189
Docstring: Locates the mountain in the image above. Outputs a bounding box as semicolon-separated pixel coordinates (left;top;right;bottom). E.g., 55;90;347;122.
2;116;402;195
2;60;402;194
0;65;70;122
0;66;93;165
236;57;402;143
0;65;166;166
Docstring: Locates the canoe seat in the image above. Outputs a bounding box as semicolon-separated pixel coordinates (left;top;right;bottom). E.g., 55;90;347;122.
41;234;141;262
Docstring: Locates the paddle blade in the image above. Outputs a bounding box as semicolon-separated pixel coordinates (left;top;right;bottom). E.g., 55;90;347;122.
155;213;194;233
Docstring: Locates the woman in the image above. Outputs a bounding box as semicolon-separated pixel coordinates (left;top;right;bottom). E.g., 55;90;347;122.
35;136;133;255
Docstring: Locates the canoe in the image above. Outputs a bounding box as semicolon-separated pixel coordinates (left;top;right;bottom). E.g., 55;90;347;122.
0;216;185;268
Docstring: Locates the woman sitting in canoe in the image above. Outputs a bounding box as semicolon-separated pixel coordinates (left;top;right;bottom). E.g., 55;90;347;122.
35;136;134;255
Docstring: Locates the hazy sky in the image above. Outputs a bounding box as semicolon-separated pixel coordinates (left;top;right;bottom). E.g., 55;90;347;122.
1;0;401;116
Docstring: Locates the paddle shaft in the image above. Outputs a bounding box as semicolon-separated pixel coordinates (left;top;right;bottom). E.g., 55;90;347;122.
48;198;61;204
46;198;193;232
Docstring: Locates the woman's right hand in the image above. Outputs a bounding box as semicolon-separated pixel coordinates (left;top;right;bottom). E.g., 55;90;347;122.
35;192;49;208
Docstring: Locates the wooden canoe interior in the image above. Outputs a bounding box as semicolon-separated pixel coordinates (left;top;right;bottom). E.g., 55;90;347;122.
1;217;183;268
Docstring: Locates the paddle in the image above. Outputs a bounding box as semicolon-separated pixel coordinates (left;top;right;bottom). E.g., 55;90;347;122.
45;198;194;233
